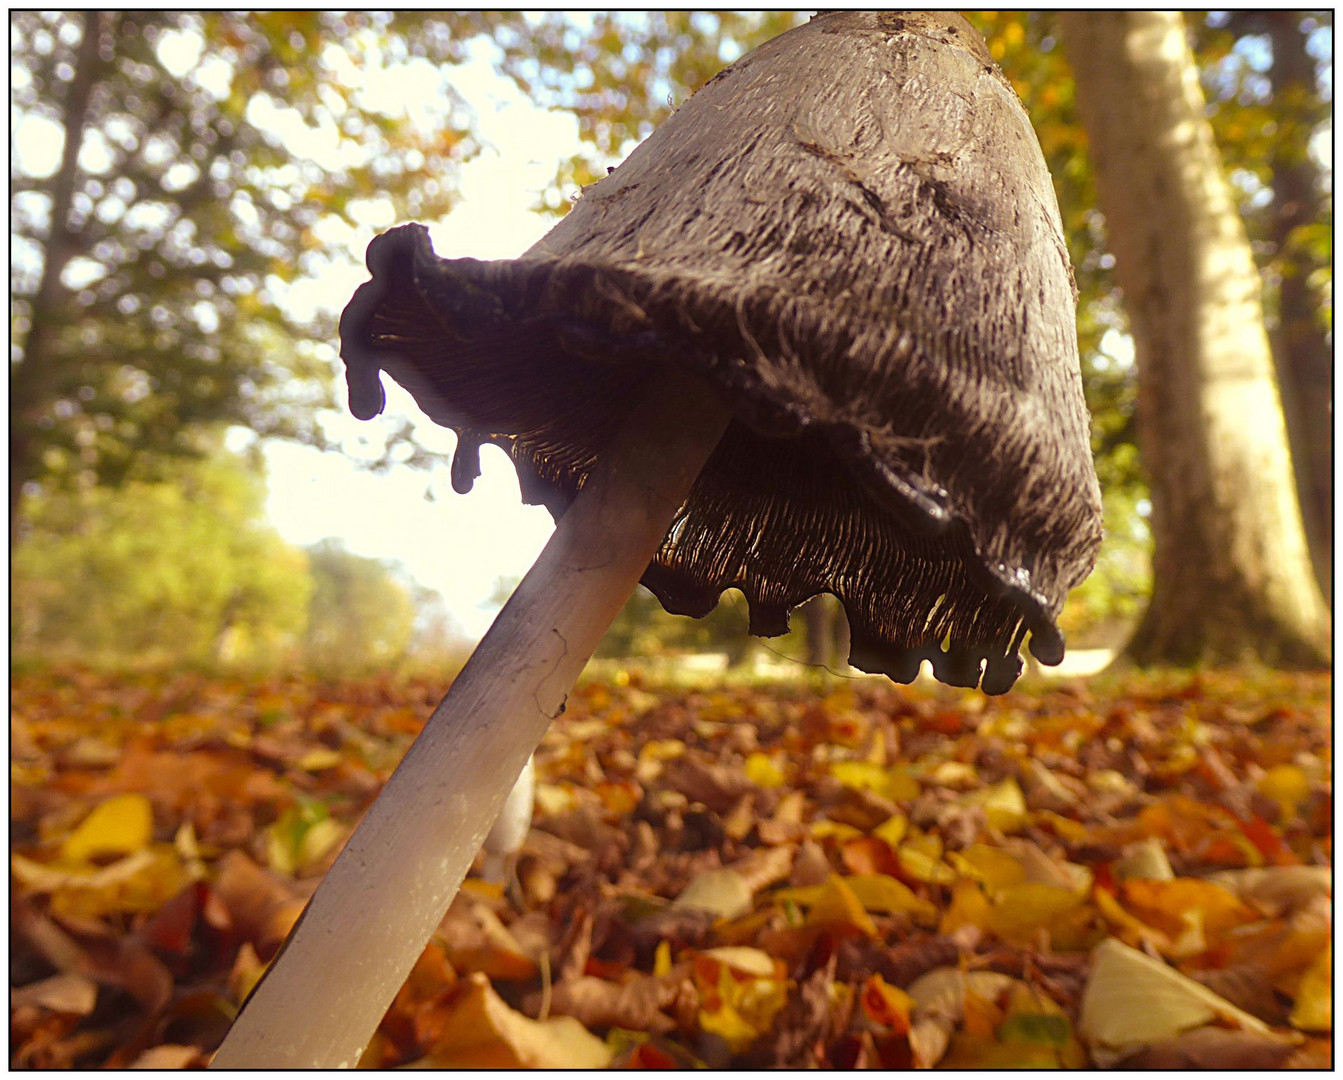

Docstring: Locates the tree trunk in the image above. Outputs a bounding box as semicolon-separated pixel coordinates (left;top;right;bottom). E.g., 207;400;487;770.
802;595;850;671
1264;12;1332;599
11;12;104;531
1059;12;1330;668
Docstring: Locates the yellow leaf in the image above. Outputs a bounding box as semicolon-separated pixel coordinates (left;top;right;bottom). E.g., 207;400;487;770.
971;777;1029;832
1038;810;1091;843
296;746;343;772
744;751;786;788
949;844;1028;890
844;873;938;923
533;782;577;817
1113;838;1175;882
830;761;920;802
60;793;153;861
410;973;610;1068
13;846;192;919
1257;764;1310;820
694;952;790;1052
1289;943;1332;1032
809;819;863;841
986;883;1088;947
928;760;979;788
653;940;673;978
872;813;908;848
898;833;956;885
804;874;879;937
941;878;997;936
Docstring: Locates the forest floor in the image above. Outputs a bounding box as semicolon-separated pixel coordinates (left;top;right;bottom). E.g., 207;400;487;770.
9;664;1332;1068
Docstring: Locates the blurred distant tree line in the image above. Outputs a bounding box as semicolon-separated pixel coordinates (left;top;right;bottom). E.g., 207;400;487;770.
11;446;461;671
10;11;1331;670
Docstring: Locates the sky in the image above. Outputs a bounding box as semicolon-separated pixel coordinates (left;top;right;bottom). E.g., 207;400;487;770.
256;52;589;641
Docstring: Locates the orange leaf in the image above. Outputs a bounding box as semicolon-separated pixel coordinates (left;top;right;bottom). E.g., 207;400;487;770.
840;835;901;877
861;973;913;1033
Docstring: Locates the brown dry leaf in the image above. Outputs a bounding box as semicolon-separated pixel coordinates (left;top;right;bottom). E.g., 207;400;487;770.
436;896;538;980
661;755;754;814
1187;965;1292;1026
87;740;289;817
9;973;99;1016
741;962;835;1068
211;849;304;952
540;971;681;1033
727;843;795;894
905;968;1017;1069
406;972;611;1069
12;898;174;1017
1208;865;1333;918
789;839;831;887
1119;1026;1299;1069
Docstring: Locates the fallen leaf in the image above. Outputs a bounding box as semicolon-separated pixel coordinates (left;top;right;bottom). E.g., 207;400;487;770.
1078;938;1287;1066
844;873;938;923
743;751;787;788
1288;942;1331;1032
408;972;611;1068
9;973;99;1016
672;868;753;920
860;973;913;1033
60;793;154;861
540;972;679;1034
1112;837;1175;881
1208;865;1332;917
1119;1025;1298;1069
129;1043;203;1069
829;761;920;803
692;949;790;1052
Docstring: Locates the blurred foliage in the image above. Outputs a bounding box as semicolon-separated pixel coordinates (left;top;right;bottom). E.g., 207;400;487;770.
10;11;476;511
11;447;311;667
11;448;454;672
303;538;417;674
597;587;809;667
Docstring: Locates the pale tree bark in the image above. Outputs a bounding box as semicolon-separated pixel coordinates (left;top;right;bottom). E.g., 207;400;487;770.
1059;12;1330;668
1262;11;1332;599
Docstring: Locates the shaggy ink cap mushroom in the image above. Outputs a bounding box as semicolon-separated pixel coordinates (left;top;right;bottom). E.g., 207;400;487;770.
339;11;1103;695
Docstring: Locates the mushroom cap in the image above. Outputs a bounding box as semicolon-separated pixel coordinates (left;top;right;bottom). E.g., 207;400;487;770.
339;11;1103;694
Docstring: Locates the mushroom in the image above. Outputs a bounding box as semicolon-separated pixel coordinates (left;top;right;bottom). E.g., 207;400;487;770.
212;11;1101;1067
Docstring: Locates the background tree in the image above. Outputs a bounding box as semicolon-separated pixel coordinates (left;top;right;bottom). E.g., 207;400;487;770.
10;11;475;528
1059;11;1330;667
302;539;419;673
11;446;312;666
1194;11;1333;595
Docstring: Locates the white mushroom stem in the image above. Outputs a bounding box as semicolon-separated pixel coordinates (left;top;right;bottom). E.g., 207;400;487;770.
481;752;535;887
211;365;730;1068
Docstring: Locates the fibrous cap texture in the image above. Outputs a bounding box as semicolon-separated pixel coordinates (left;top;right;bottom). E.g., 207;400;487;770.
339;11;1104;693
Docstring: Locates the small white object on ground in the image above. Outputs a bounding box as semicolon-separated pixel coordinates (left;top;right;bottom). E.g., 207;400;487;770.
482;753;535;884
